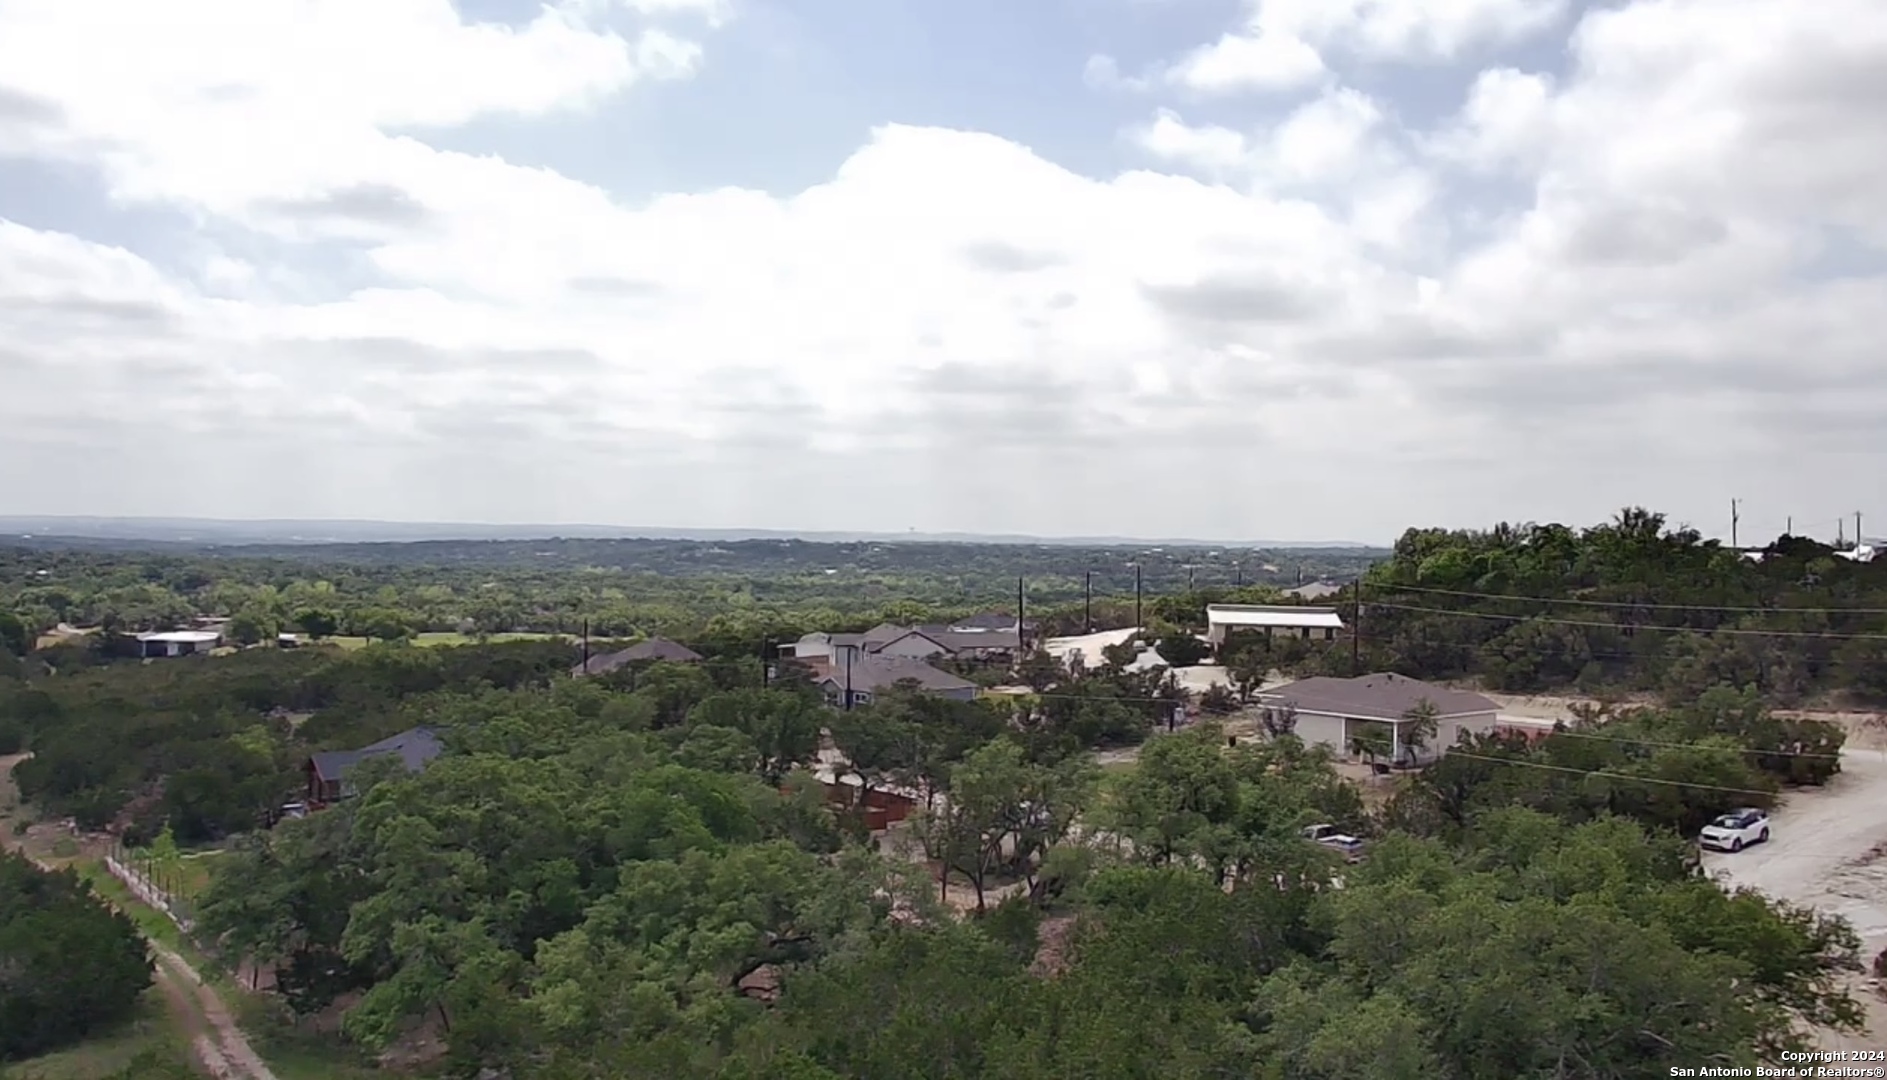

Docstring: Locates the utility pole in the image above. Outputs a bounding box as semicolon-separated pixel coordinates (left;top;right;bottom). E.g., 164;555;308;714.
1350;583;1362;675
580;618;590;674
1133;563;1143;629
1730;498;1739;549
761;638;771;688
1233;561;1242;587
1787;515;1793;536
1084;570;1094;634
844;649;853;711
1016;576;1026;650
1858;512;1865;545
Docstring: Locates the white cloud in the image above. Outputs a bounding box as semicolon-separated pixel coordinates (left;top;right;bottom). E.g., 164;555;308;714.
1167;30;1327;94
0;0;1885;540
1426;67;1556;171
1255;0;1570;62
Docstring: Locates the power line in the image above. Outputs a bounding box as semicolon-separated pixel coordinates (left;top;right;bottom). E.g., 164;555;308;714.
1372;583;1887;616
1446;751;1778;799
1365;601;1887;642
1540;727;1847;761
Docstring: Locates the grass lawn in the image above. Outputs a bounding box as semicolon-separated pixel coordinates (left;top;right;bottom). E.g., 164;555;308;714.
0;994;193;1080
324;631;568;651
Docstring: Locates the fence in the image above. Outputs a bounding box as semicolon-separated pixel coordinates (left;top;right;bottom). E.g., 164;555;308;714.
106;838;196;931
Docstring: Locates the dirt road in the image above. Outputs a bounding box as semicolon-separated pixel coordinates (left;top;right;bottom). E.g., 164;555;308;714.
1;753;277;1080
1703;746;1887;1051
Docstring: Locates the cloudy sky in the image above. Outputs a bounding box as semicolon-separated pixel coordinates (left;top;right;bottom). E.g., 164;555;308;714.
0;0;1881;545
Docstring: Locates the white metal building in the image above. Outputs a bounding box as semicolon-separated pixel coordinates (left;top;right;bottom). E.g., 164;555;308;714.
135;630;223;658
1205;604;1345;648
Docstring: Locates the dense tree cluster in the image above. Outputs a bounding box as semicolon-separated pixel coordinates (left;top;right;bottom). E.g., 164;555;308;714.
181;703;1861;1078
0;851;154;1061
1356;509;1887;702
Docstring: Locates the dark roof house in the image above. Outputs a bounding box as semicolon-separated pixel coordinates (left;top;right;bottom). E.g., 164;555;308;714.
306;726;444;803
570;636;704;676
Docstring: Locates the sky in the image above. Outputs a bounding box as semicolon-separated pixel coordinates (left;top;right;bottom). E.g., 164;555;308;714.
0;0;1882;545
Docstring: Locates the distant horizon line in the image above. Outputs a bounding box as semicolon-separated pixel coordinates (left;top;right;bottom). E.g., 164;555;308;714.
0;514;1386;549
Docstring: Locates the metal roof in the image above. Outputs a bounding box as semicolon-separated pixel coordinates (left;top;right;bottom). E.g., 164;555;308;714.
1206;604;1345;630
136;630;224;643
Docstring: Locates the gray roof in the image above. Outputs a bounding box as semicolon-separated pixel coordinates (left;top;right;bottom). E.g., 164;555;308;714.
616;637;703;663
1257;673;1498;722
1284;581;1342;600
309;726;444;783
571;636;703;675
914;625;1022;652
818;655;978;694
861;623;911;647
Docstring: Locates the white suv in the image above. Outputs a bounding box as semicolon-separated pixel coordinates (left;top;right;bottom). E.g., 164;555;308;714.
1699;808;1770;853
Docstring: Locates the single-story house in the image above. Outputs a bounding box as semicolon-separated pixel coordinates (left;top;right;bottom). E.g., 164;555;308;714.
570;636;704;676
304;726;444;804
1254;673;1498;767
817;654;980;709
135;629;223;658
1205;604;1345;651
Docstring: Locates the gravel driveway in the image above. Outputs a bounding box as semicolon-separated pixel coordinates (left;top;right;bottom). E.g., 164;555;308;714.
1703;746;1887;1051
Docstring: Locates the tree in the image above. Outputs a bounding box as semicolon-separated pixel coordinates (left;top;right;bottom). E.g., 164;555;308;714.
294;608;338;639
0;851;154;1060
1154;632;1210;668
0;611;28;657
1258;701;1299;738
1397;697;1440;765
1347;722;1392;768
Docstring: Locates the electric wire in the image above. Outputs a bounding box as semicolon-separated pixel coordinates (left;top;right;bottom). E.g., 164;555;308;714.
1363;600;1887;642
1370;582;1887;616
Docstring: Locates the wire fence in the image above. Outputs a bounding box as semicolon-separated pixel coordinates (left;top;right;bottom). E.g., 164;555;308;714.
106;836;196;930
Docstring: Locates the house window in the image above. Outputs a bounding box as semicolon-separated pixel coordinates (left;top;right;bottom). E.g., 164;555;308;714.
853;691;874;705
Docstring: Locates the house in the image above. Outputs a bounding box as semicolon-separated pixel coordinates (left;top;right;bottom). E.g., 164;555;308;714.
570;636;704;676
304;727;444;804
816;654;980;709
795;615;1024;667
1255;673;1499;766
1205;604;1345;652
134;629;223;658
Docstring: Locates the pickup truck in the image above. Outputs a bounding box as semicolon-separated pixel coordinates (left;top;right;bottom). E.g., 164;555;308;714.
1302;823;1366;862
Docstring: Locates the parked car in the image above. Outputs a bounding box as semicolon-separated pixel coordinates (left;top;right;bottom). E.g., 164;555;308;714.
1699;808;1771;852
1302;823;1367;862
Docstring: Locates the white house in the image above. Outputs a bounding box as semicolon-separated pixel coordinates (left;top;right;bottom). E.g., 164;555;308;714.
1255;672;1499;767
135;630;223;658
1205;604;1345;650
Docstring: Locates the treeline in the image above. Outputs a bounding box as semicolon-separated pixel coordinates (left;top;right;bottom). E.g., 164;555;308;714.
0;539;1374;643
1351;509;1887;702
183;679;1866;1077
